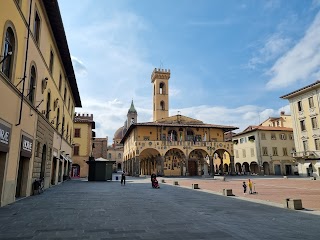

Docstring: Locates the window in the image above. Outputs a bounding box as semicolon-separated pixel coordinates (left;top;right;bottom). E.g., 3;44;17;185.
271;133;276;140
311;117;318;129
160;101;165;110
58;74;62;91
118;153;121;159
61;117;65;135
261;133;266;140
315;139;320;150
290;134;294;140
49;50;54;73
34;11;41;43
280;133;286;140
262;147;268;156
283;148;288;156
297;101;303;111
28;66;36;104
251;148;255;157
1;27;15;79
240;138;245;144
56;108;60;130
303;140;308;152
68;97;70;110
63;87;67;101
73;146;79;156
272;147;278;156
108;153;112;159
46;92;51;119
300;120;306;131
235;150;239;158
242;149;246;158
159;82;165;94
74;128;81;138
308;97;314;108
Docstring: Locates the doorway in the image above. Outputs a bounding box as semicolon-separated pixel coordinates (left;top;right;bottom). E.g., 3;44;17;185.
0;152;8;202
71;164;80;177
285;165;292;175
274;164;281;175
51;157;57;185
188;161;197;176
15;156;30;198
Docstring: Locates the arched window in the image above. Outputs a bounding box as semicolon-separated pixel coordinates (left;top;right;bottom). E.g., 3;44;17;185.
159;82;166;94
28;66;36;104
186;130;194;141
160;101;165;110
46;92;51;119
62;116;65;135
56;108;60;129
1;27;15;80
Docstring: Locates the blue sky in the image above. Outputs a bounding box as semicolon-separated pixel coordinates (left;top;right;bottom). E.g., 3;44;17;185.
58;0;320;139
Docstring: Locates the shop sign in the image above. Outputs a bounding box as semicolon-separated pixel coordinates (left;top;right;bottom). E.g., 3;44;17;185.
21;135;33;158
0;123;11;152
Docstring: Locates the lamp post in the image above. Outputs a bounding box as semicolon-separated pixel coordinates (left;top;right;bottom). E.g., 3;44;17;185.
0;51;12;65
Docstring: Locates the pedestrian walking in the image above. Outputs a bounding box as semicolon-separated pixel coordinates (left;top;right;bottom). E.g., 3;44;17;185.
248;179;253;194
242;181;247;194
121;171;126;185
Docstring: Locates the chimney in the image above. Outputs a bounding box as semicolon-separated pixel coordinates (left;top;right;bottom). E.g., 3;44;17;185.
280;111;285;116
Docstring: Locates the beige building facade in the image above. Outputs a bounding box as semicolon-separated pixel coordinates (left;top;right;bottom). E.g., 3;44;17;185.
121;68;238;177
72;114;95;178
0;0;81;206
281;81;320;178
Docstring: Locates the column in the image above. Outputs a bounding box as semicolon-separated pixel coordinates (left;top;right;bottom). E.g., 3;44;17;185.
210;156;214;178
230;156;235;175
185;157;189;176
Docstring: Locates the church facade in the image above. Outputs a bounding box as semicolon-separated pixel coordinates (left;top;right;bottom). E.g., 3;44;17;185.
121;68;238;177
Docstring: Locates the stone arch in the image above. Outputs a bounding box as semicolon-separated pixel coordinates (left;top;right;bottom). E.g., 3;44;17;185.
159;82;166;94
163;148;186;176
188;149;209;176
168;129;178;141
139;148;161;176
235;162;242;174
250;161;259;174
242;162;250;173
263;162;270;175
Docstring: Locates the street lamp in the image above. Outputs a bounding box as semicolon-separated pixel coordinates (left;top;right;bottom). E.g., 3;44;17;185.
0;51;12;64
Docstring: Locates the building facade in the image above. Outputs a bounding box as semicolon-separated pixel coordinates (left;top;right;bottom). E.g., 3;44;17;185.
281;81;320;178
0;0;81;206
72;113;95;178
121;68;238;177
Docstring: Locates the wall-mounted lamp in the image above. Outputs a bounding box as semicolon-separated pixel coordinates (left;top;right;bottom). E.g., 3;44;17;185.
0;51;12;64
41;77;48;93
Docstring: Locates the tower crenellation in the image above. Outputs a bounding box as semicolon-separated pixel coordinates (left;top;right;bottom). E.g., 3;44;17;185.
151;68;171;83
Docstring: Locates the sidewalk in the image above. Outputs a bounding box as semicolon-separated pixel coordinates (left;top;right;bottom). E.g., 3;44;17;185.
161;176;320;212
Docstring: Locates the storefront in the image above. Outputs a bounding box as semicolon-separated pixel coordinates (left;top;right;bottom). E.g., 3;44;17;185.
0;121;11;205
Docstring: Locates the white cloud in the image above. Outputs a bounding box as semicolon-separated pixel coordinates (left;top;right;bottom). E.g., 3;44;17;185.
71;56;87;77
247;34;291;69
266;11;320;89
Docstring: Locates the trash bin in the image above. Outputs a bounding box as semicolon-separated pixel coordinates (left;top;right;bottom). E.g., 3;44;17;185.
116;176;119;180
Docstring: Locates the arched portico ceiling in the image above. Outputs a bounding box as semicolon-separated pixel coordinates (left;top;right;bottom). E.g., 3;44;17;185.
164;148;186;158
139;148;161;160
213;149;231;158
189;149;208;159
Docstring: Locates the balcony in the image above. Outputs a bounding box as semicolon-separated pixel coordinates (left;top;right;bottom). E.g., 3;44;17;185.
292;151;319;158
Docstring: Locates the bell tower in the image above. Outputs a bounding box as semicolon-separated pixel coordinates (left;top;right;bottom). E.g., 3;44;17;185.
151;68;170;122
127;99;137;129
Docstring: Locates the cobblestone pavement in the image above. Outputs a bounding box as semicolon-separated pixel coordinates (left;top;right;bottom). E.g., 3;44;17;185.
0;177;319;240
161;176;320;212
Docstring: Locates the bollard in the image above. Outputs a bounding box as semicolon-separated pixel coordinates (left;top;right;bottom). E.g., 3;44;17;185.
192;183;199;189
161;179;166;183
283;198;290;208
173;181;179;185
222;189;233;196
288;199;303;210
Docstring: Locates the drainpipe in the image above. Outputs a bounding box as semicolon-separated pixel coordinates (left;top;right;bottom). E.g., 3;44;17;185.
16;0;33;126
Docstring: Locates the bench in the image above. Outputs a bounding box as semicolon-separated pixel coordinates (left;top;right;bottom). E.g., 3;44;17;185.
215;176;226;181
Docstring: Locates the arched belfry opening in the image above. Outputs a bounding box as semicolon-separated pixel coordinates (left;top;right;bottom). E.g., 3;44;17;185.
151;68;170;122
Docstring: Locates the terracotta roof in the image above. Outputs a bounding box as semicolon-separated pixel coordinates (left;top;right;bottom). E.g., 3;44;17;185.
280;80;320;99
234;125;293;137
42;0;81;107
